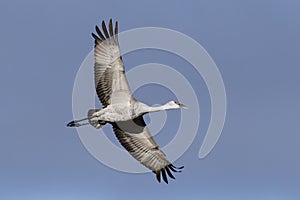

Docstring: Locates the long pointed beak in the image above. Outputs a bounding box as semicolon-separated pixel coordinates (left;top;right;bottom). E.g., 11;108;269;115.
179;103;188;109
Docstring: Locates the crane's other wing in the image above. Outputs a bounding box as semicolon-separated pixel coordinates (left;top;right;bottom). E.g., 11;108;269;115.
92;19;133;108
111;116;184;184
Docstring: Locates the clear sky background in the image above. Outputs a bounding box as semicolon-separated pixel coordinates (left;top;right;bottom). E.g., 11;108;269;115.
1;0;299;199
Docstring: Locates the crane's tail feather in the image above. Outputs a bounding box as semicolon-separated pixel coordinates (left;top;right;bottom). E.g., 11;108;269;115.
88;109;106;129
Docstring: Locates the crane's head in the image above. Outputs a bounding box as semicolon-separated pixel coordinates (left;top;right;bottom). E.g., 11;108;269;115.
166;100;188;109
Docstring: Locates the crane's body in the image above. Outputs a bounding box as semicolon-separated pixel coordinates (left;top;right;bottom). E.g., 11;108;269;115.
67;19;186;184
70;101;185;125
92;103;138;122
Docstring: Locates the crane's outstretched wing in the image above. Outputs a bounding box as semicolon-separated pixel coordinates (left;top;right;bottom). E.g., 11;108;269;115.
111;116;184;184
92;19;133;107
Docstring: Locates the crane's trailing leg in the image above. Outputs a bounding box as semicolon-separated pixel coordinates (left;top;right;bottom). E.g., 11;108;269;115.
87;109;106;129
67;117;89;127
67;109;106;128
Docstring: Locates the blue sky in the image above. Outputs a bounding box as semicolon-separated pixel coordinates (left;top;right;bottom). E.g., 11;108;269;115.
0;0;299;199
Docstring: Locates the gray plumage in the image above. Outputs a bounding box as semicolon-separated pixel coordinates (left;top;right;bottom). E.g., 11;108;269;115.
68;19;186;184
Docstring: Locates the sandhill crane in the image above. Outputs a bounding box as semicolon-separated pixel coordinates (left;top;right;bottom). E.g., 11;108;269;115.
67;19;186;184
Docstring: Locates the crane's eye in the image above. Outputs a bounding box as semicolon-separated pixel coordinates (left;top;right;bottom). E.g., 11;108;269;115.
174;101;180;105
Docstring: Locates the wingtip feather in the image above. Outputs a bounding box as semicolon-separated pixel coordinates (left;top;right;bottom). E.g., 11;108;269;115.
95;25;105;40
156;171;161;183
115;21;118;35
165;167;175;180
109;19;114;37
161;168;168;184
102;20;109;38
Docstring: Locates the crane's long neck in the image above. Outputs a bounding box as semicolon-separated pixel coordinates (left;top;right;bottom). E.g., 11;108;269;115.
145;104;169;113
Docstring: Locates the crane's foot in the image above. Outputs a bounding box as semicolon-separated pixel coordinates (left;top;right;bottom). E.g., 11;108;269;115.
67;120;81;127
67;118;89;127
